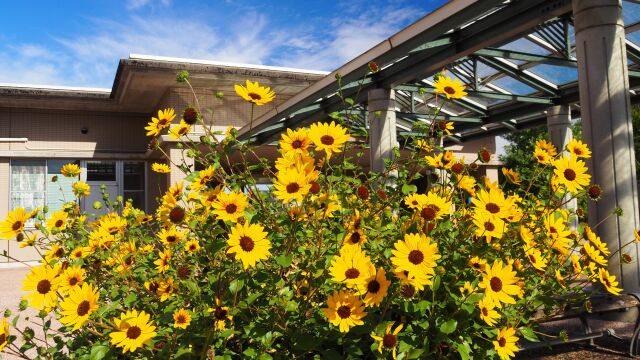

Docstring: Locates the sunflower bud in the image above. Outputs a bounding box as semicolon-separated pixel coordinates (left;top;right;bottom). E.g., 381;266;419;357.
176;70;190;82
478;148;491;163
588;184;602;201
183;107;199;125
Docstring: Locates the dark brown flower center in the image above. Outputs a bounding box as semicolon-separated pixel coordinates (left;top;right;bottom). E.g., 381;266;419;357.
401;284;415;298
482;307;489;316
55;248;64;257
248;93;262;101
12;221;23;231
309;181;320;194
349;232;361;244
286;183;300;194
421;206;437;221
239;236;255;252
68;277;79;286
367;280;381;294
177;314;187;324
408;250;424;265
291;140;302;149
484;221;495;232
214;307;228;320
490;277;503;292
438;121;448;130
37;279;51;294
126;326;142;339
485;203;500;214
336;305;351;319
574;148;583;155
0;333;5;345
55;220;64;228
345;268;360;279
564;169;576;181
76;300;91;316
320;135;334;145
166;236;177;244
382;334;397;348
225;204;237;214
169;207;185;223
149;282;159;293
498;337;506;347
549;226;557;234
529;254;536;263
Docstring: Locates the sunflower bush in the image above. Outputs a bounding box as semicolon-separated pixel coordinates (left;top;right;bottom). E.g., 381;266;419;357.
0;71;631;360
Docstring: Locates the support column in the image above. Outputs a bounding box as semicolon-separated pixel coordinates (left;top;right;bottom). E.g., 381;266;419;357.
547;105;578;229
368;88;397;173
167;144;194;186
574;0;640;292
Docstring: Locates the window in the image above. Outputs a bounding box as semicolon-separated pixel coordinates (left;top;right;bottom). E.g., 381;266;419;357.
11;159;78;223
86;161;116;182
123;162;146;210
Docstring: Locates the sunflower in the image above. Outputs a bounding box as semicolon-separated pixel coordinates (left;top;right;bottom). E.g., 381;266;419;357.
478;298;500;326
308;121;350;159
273;169;311;203
585;226;610;255
472;188;511;219
524;247;547;272
436;121;455;135
322;290;367;333
184;239;201;253
358;267;390;307
227;222;271;269
72;181;91;197
555;270;566;288
0;318;8;352
533;147;553;164
158;226;187;247
433;75;467;99
456;175;476;196
109;310;157;353
158;278;175;302
145;108;176;137
391;233;440;283
501;168;521;185
478;260;521;307
212;191;248;223
473;212;505;242
190;166;216;192
168;119;192;140
329;247;375;288
404;193;427;210
234;80;276;106
535;139;558;157
415;139;434;152
151;163;171;173
544;215;573;255
60;163;81;177
70;246;91;260
583;242;607;267
342;228;367;248
46;210;69;232
566;139;591;159
173;309;192;329
418;191;453;221
469;256;487;272
21;264;61;311
98;213;128;236
59;266;86;293
425;153;444;168
598;268;622;295
44;243;65;263
371;323;403;359
460;281;475;295
208;298;233;331
280;128;312;155
19;233;37;248
59;283;99;330
553;156;591;193
0;207;29;239
154;249;172;273
489;327;520;360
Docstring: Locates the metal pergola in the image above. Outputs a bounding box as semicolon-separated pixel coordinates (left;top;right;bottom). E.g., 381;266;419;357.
236;0;640;146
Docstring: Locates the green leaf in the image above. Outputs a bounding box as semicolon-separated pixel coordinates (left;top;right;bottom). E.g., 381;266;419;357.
455;341;472;360
344;98;354;105
401;183;417;195
431;275;441;292
243;348;257;357
519;327;540;342
90;345;109;360
124;292;137;306
275;254;293;268
229;279;244;294
439;319;457;334
259;354;273;360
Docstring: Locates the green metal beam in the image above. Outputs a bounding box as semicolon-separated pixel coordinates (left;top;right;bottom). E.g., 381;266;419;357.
396;84;554;104
397;111;484;123
478;55;558;95
474;48;576;68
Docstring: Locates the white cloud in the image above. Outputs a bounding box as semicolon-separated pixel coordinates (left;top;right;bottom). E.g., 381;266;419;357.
0;3;424;87
126;0;171;10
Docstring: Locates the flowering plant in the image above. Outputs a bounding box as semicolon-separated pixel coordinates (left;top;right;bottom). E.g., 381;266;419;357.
0;71;629;360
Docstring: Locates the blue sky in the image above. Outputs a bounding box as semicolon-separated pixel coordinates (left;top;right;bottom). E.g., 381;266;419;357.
0;0;446;88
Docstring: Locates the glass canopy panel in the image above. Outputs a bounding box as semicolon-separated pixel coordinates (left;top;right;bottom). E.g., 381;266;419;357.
623;1;640;26
463;94;507;107
489;75;536;94
629;31;640;46
499;37;551;56
527;64;577;86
